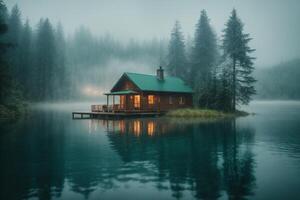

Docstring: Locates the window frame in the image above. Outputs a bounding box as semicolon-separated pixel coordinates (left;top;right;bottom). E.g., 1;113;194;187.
169;96;173;104
148;95;155;105
179;96;185;105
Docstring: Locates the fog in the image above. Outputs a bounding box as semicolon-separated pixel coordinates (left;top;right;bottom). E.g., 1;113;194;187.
2;0;300;102
5;0;300;67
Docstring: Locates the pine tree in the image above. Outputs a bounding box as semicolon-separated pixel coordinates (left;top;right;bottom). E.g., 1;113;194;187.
0;0;23;112
222;9;256;111
190;10;218;108
54;23;67;100
215;57;232;111
0;0;10;103
6;4;22;79
19;19;33;98
35;18;56;101
167;20;187;79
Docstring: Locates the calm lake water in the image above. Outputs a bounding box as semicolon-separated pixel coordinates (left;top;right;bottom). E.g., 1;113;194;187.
1;101;300;200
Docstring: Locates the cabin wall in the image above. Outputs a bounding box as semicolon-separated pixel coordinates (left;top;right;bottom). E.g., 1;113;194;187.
140;92;193;112
116;93;193;112
110;76;193;112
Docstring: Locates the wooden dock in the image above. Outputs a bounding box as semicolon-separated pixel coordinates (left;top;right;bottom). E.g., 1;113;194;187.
72;111;165;119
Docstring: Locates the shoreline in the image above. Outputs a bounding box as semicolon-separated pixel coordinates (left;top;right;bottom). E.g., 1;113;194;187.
0;103;27;120
166;108;250;119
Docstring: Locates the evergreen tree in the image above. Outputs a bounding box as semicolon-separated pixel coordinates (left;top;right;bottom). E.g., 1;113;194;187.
0;0;23;115
167;20;187;79
6;4;22;78
222;9;256;111
35;18;56;101
19;19;33;98
0;0;10;103
54;23;67;100
190;10;218;108
215;58;232;111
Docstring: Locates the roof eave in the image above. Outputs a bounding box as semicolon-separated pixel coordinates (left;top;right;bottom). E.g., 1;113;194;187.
110;73;142;92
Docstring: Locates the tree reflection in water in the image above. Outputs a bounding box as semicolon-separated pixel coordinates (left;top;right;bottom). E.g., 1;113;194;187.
98;118;256;199
0;114;256;200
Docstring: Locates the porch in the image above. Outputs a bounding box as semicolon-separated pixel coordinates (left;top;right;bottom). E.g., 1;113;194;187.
91;90;159;113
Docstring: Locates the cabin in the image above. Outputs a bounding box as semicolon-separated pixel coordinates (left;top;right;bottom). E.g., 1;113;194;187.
91;67;193;113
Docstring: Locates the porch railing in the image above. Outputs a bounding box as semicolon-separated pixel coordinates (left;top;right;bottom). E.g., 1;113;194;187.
91;104;122;112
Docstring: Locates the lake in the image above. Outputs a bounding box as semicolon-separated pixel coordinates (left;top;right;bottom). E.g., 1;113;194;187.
1;101;300;200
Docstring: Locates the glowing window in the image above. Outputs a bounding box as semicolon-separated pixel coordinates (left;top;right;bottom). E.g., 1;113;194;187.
134;95;140;108
148;95;154;105
120;95;125;109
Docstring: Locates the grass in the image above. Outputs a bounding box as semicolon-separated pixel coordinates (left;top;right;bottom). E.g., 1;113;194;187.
166;108;249;119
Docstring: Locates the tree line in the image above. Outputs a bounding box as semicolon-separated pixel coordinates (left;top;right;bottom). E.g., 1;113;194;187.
1;4;68;102
0;2;167;104
255;59;300;99
0;1;256;112
167;10;256;111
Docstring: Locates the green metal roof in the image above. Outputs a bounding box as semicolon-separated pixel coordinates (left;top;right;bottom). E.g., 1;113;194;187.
123;72;193;93
105;90;137;95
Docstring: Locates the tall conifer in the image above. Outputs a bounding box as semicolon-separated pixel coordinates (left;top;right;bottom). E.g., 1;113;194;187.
191;10;218;107
222;9;256;110
167;20;187;79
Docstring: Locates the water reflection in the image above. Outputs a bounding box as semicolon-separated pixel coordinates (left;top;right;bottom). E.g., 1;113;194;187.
0;110;66;200
0;112;256;200
91;118;256;199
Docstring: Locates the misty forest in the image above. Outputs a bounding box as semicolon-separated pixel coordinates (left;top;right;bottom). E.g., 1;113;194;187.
0;1;256;116
0;0;299;117
2;1;300;200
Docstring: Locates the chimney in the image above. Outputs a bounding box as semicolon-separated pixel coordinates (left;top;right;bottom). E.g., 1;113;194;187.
156;66;164;81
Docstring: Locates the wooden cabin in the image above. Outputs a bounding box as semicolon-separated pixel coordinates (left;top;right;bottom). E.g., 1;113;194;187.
92;67;193;113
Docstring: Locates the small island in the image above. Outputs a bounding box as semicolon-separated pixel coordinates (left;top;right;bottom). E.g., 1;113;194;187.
166;108;249;119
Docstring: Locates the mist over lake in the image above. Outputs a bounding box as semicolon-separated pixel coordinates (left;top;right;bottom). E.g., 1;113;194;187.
1;0;300;200
1;101;300;200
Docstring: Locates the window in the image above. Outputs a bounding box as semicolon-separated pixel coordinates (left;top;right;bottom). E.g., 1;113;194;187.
169;96;173;104
120;95;125;109
134;95;140;108
179;96;185;105
148;95;154;105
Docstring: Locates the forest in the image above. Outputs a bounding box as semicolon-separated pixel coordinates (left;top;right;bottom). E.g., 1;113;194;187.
255;59;300;99
1;0;297;118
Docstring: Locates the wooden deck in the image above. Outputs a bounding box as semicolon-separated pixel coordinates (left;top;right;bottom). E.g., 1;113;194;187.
72;111;165;119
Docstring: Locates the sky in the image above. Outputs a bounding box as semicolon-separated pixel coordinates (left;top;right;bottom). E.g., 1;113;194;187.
4;0;300;67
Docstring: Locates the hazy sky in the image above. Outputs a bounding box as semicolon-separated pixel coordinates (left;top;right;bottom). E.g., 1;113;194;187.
4;0;300;67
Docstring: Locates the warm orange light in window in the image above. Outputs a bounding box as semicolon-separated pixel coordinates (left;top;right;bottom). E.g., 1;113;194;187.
147;121;154;136
134;95;140;108
120;95;126;109
148;95;154;105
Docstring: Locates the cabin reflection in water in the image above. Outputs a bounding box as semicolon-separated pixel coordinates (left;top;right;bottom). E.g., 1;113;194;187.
87;118;256;199
90;118;172;136
0;114;257;200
